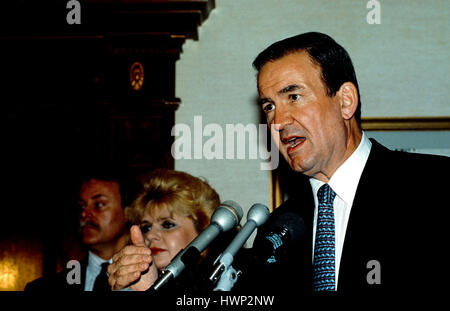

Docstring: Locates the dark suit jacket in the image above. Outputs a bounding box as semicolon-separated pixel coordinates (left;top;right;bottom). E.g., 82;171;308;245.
243;139;448;296
25;259;87;292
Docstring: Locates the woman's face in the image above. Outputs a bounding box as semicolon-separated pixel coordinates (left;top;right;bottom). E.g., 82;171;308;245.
140;205;199;270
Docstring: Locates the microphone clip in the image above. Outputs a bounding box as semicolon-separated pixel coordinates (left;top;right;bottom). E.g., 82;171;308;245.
213;265;242;291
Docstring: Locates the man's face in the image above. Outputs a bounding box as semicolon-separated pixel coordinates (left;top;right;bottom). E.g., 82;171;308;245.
79;179;128;248
140;206;199;270
257;52;348;181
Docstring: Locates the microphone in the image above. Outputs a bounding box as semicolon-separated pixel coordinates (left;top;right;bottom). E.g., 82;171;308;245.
253;212;306;265
151;200;243;291
209;203;270;285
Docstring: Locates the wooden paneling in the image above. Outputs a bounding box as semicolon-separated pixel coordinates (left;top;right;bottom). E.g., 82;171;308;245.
2;0;215;289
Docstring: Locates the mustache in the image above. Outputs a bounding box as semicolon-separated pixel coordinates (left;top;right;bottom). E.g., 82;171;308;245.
79;220;100;231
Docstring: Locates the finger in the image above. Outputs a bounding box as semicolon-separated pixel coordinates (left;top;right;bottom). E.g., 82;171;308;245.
108;272;116;288
113;271;142;290
110;252;152;280
107;262;117;276
113;245;150;263
130;225;146;247
117;254;152;267
109;263;142;291
116;262;150;277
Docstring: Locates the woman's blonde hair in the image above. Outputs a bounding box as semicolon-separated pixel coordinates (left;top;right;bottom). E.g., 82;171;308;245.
126;168;220;233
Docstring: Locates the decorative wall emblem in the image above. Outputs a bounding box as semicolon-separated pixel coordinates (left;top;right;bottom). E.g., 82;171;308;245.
130;62;144;91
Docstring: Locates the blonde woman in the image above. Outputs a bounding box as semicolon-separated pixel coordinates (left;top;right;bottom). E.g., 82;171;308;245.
107;168;220;291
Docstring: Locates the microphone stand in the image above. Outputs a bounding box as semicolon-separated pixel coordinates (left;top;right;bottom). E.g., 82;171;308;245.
213;262;242;291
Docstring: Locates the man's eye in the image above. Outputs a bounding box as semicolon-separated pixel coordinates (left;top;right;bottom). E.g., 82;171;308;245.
289;94;301;101
162;221;176;230
94;202;106;209
140;224;152;234
262;103;275;113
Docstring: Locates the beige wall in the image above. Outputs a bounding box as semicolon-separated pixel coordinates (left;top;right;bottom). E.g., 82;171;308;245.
174;0;449;227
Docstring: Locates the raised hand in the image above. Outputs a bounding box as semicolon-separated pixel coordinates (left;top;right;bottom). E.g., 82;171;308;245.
108;225;158;291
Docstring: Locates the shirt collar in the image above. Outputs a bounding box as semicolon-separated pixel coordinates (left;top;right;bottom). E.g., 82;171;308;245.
87;251;112;274
309;131;372;206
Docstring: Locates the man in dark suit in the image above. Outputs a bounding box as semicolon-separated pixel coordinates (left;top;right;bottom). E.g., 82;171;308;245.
245;32;448;296
25;165;133;292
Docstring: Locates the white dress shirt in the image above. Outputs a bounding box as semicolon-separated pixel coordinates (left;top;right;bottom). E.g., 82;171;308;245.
84;251;112;291
310;131;372;289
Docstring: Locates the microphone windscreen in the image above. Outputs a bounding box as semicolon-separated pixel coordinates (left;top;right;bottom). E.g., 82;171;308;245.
252;212;306;257
271;212;306;242
222;200;244;221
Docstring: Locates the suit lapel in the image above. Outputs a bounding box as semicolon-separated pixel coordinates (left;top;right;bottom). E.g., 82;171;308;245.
337;139;391;293
286;177;315;291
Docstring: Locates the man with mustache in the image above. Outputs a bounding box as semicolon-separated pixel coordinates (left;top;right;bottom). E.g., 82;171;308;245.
25;164;133;292
246;32;448;296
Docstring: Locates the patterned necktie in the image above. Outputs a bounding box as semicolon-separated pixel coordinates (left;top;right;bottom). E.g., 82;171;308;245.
93;262;111;292
313;183;337;291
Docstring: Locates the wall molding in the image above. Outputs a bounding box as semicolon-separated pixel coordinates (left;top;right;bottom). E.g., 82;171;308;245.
362;116;450;131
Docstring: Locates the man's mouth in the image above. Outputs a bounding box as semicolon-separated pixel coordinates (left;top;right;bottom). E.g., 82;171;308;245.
282;136;306;153
80;220;99;231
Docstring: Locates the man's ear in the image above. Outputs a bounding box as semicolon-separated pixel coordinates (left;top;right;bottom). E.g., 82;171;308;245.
337;82;358;120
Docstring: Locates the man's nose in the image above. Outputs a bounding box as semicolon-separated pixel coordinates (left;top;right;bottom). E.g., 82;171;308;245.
80;205;93;219
272;104;293;132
